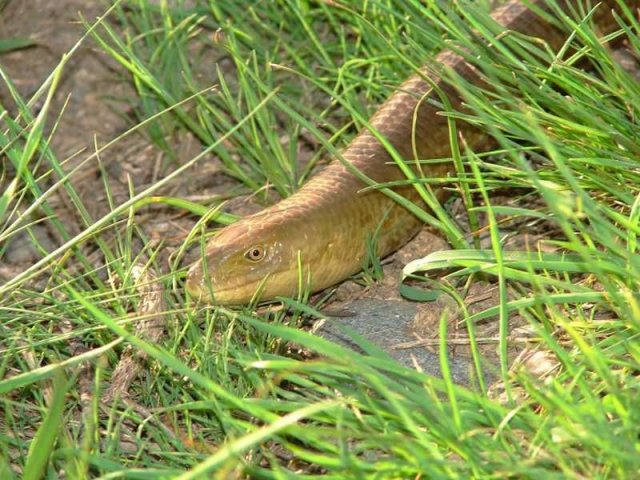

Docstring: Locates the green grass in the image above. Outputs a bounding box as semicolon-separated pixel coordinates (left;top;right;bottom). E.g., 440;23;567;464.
1;0;640;477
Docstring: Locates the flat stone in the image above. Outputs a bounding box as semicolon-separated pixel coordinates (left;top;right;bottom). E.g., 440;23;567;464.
317;298;477;386
4;224;56;264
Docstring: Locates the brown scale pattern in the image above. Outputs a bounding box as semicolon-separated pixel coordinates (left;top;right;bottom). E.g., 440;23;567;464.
187;0;636;304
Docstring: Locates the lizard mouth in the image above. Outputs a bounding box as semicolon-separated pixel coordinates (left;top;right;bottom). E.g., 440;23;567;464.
184;262;218;302
185;263;268;305
185;272;209;301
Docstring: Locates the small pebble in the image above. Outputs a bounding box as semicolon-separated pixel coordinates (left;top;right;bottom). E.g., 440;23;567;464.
4;224;56;264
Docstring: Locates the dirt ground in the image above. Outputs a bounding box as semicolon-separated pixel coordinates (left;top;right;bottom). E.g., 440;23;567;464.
1;0;138;264
0;0;206;276
1;1;122;157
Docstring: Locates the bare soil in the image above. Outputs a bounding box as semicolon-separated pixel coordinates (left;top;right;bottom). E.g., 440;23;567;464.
0;0;204;279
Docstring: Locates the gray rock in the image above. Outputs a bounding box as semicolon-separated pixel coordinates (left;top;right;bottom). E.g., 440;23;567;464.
318;298;479;386
4;224;55;264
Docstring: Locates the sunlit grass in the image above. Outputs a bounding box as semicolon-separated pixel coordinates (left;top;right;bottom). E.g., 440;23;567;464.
1;0;639;477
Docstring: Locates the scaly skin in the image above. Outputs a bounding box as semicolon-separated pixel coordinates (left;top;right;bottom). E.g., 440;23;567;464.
186;0;634;305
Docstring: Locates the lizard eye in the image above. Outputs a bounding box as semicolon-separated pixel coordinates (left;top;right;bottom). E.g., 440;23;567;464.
245;246;265;262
